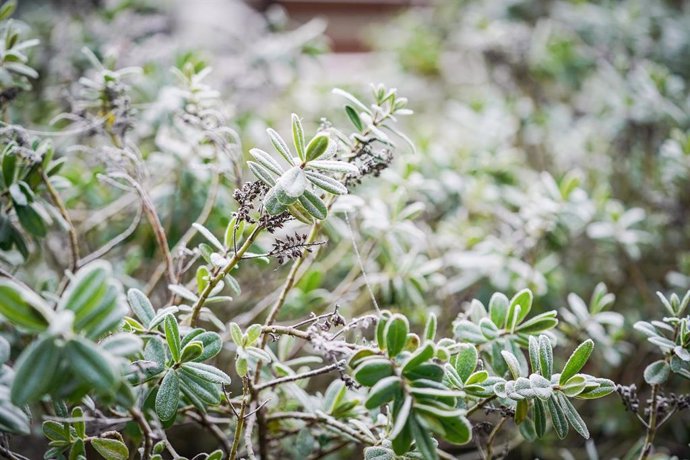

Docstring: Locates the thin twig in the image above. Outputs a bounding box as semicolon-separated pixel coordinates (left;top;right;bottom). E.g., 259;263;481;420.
42;170;79;272
78;204;143;267
266;411;375;445
254;362;342;392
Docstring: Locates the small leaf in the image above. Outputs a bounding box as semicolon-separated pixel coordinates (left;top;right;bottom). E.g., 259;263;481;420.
11;336;61;405
410;416;437;460
345;105;364;131
127;289;155;327
91;438;129;460
291;114;306;161
0;280;49;331
156;370;180;421
453;344;478;382
66;337;118;391
547;395;568;439
423;313;437;341
305;134;331;161
364;376;401;409
267;128;293;164
559;340;594;385
644;360;670;385
385;314;409;357
506;289;532;328
557;393;589;439
305;170;347;195
164;315;181;362
501;351;522;379
298;189;327;220
534;398;547;438
538;335;553;378
181;362;231;384
489;293;509;328
353;358;394;386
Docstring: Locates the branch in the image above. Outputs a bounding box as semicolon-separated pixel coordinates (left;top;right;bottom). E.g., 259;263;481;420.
266;411;375;445
254;362;342;392
42;170;79;272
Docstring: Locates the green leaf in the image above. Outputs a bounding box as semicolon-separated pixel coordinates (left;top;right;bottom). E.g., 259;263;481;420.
308;160;359;174
534;398;547;438
390;394;412;438
180;362;231;384
344;105;363;131
538;335;553;378
11;336;61;405
501;351;522;379
516;310;558;334
127;289;155;327
423;313;437;341
179;369;221;405
192;331;223;362
245;324;262;346
0;402;30;435
402;342;435;375
91;438;129;460
65;336;118;391
164;314;181;362
155;370;180;421
410;416;438;460
438;415;472;445
305;134;331;161
559;339;594;385
298;189;327;220
528;336;540;375
547;395;568;439
452;344;478;382
576;378;616;399
354;358;394;386
506;289;532;328
267;128;293;164
180;341;203;362
291;114;306;162
42;420;69;442
276;167;307;203
385;314;409;357
15;204;46;237
364;376;401;409
0;279;49;331
72;406;86;439
249;161;277;187
557;393;589;439
305;171;347;195
515;399;528;424
229;322;243;345
561;374;587;397
250;148;284;175
365;447;395;460
489;293;509;328
61;263;112;319
644;360;670;385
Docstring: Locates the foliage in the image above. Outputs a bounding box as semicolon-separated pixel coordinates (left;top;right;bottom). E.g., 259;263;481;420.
0;0;688;459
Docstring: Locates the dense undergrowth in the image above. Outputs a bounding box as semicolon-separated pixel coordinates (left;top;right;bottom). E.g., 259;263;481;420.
0;0;689;459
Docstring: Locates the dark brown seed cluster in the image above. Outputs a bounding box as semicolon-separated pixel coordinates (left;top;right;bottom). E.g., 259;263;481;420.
269;233;323;264
233;180;267;223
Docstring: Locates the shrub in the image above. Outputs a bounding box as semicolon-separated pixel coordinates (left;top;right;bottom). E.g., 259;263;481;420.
0;1;689;460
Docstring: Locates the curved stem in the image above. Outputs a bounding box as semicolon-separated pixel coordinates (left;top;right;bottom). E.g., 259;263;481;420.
485;416;507;460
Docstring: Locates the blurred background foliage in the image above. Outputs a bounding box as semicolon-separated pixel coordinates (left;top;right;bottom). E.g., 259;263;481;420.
4;0;690;458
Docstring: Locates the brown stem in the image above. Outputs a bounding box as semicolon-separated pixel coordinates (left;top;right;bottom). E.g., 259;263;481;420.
638;384;659;460
254;362;341;392
129;407;153;460
41;171;79;272
485;416;507;460
266;412;374;445
229;379;249;460
147;171;221;290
